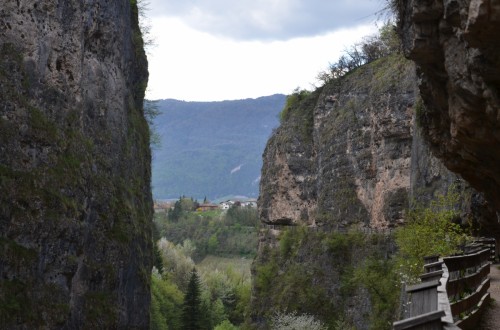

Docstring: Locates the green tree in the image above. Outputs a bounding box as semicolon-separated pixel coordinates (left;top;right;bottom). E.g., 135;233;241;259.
157;238;195;291
395;186;469;282
316;22;400;85
182;268;203;330
208;234;219;254
150;274;183;330
210;298;227;328
214;320;239;330
168;199;183;222
153;243;164;274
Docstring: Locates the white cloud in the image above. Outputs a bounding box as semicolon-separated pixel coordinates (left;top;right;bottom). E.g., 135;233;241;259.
147;0;384;40
145;17;377;101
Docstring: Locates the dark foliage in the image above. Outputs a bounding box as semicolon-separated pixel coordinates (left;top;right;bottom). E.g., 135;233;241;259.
182;269;203;330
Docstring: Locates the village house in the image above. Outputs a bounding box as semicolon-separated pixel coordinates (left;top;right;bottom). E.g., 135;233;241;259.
219;199;257;209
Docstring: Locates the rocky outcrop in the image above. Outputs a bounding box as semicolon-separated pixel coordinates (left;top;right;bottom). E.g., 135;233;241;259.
411;126;498;238
398;0;500;210
259;52;495;232
260;54;418;230
0;1;152;328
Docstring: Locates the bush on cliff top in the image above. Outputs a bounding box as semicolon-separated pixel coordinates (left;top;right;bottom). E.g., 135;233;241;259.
316;23;400;85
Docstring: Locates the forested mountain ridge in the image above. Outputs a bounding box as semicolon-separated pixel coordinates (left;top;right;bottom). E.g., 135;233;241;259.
152;94;286;200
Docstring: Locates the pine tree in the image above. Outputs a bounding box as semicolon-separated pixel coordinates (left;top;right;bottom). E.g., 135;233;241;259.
182;268;203;330
153;243;164;274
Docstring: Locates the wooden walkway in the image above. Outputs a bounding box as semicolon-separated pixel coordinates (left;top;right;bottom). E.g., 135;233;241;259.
480;263;500;329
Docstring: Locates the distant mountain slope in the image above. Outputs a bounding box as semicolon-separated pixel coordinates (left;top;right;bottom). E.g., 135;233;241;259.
152;94;286;200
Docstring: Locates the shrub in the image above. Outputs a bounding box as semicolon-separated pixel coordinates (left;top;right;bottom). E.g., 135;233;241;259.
214;319;239;330
150;275;183;330
279;88;312;122
395;186;469;283
352;257;400;329
270;311;327;330
316;23;400;85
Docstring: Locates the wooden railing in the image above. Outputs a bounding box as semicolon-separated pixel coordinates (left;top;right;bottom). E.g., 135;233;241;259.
473;237;496;262
393;239;496;330
444;247;490;329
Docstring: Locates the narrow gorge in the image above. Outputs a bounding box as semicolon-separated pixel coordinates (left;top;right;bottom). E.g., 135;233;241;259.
1;0;500;329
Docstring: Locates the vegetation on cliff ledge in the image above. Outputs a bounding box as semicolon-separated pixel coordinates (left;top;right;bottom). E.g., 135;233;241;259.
395;186;470;283
251;227;399;329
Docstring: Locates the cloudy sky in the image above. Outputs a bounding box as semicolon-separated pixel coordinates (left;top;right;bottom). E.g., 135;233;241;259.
144;0;386;101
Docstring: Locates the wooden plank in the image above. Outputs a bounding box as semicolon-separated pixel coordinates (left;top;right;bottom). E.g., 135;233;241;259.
443;249;490;272
407;280;440;293
446;262;489;299
421;270;443;282
407;282;439;316
394;246;493;330
455;292;490;330
393;310;445;330
424;255;440;264
463;243;483;255
437;263;455;326
424;261;444;273
450;277;489;317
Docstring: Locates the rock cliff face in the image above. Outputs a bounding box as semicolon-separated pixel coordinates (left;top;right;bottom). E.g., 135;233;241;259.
0;1;152;328
254;51;495;327
398;0;500;210
260;54;419;230
259;52;494;232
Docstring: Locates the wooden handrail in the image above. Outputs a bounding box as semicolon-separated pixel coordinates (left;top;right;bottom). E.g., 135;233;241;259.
393;310;444;330
393;240;495;330
420;270;443;282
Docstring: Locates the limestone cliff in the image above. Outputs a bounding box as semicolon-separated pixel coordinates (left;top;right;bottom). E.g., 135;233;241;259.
260;54;418;230
259;52;493;232
398;0;500;211
0;0;152;328
254;52;493;327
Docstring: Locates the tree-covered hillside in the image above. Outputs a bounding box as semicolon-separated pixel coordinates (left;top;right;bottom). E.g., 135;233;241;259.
152;94;285;200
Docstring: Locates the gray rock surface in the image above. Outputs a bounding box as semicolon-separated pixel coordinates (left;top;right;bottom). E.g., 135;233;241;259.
0;1;152;328
398;0;500;210
260;55;421;230
259;52;495;232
